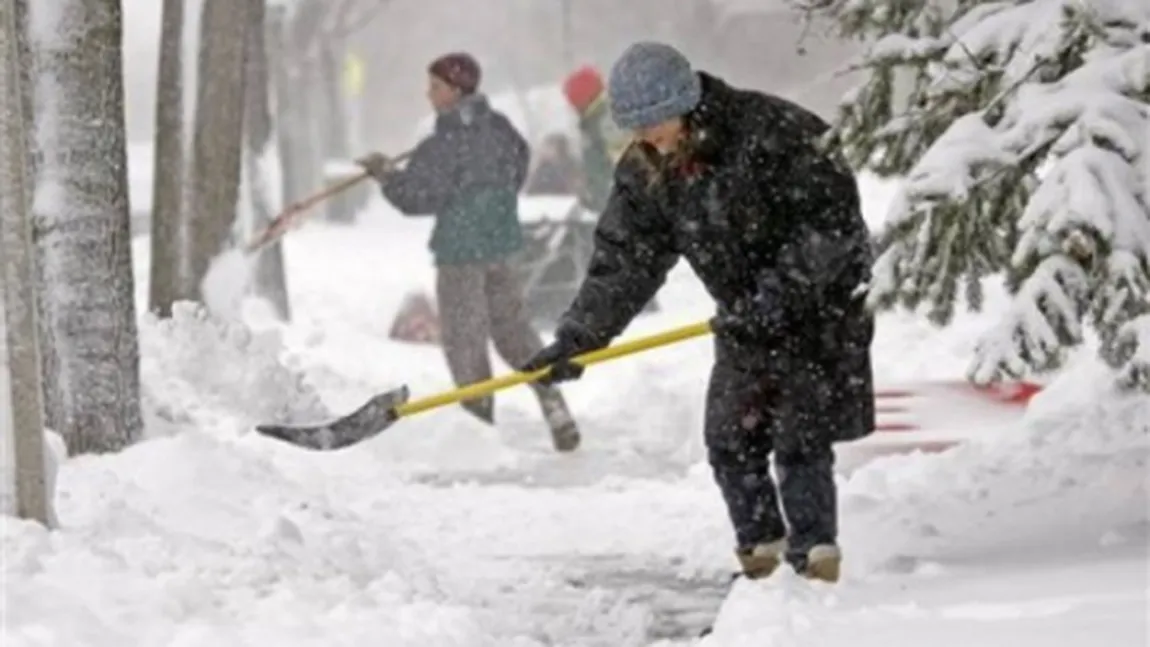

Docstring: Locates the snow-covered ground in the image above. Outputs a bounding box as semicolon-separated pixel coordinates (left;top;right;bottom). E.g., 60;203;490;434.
3;177;1148;646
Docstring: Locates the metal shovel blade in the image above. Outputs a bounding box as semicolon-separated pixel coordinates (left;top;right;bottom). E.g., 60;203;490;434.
255;386;411;451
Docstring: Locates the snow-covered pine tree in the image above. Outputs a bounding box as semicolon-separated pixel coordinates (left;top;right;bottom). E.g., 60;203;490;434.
822;0;1150;390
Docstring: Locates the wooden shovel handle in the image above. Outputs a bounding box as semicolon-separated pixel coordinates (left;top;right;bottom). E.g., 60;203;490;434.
245;150;412;253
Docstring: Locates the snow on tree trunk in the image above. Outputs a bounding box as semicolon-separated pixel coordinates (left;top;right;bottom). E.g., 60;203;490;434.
148;0;188;317
825;0;1150;390
243;0;291;321
186;0;251;305
27;0;144;454
0;0;51;524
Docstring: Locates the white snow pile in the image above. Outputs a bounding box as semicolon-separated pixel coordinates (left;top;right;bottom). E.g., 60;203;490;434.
702;357;1150;646
3;300;473;647
137;301;328;437
0;434;467;647
197;249;259;322
840;360;1149;569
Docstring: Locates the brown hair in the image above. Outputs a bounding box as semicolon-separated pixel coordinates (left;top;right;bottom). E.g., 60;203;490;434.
621;124;704;191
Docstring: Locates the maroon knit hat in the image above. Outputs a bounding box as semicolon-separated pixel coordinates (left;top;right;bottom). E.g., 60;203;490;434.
428;52;481;95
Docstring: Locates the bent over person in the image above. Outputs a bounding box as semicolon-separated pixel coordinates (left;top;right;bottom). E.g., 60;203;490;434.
522;42;876;580
358;52;580;452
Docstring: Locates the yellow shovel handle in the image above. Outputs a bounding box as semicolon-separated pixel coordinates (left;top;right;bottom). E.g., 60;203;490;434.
394;320;713;418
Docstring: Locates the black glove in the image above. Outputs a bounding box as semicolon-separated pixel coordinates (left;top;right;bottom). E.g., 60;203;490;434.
520;323;602;385
355;152;395;181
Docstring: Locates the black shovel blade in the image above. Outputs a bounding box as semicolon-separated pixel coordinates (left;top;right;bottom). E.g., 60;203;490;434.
255;386;411;451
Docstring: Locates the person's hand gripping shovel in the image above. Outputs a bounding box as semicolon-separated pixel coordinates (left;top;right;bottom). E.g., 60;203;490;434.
253;321;713;450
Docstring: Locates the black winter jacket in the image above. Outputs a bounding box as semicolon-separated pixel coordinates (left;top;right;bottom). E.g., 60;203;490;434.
557;73;876;442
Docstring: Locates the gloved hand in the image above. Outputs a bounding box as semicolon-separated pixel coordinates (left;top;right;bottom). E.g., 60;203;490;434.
355;152;395;181
709;310;751;343
520;323;602;385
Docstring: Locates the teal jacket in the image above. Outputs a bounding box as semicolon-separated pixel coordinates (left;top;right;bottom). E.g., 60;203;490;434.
382;95;528;265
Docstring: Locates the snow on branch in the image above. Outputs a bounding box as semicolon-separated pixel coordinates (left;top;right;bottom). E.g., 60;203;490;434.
1112;314;1150;389
969;255;1089;383
932;1;1070;94
897;113;1015;210
866;113;1017;315
832;0;1150;390
862;33;949;67
973;43;1150;384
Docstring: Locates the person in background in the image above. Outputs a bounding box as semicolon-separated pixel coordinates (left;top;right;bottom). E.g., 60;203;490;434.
562;65;631;214
523;42;876;581
357;52;580;452
524;133;581;196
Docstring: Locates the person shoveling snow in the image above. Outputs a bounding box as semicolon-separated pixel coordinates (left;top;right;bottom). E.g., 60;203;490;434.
354;52;580;452
254;42;875;586
521;42;877;584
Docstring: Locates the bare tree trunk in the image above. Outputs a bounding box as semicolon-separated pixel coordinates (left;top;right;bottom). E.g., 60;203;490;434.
148;0;187;317
186;0;251;301
283;1;326;206
264;7;310;210
244;0;291;320
0;0;50;525
27;0;143;455
316;42;355;223
266;6;304;208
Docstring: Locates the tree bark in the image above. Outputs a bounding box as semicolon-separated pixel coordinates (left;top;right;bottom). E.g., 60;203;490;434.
265;6;305;208
245;0;291;320
282;1;325;206
0;0;50;525
316;41;355;223
27;0;143;455
148;0;187;317
186;0;250;302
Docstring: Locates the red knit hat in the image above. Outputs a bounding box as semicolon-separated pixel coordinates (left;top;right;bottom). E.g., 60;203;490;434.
428;52;481;94
563;65;604;113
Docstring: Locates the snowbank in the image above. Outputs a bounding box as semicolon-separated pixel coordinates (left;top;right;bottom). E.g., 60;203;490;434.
137;302;329;437
702;359;1150;645
0;433;474;647
2;301;485;646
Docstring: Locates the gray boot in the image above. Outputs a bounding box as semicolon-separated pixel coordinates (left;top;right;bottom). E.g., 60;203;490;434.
535;386;580;452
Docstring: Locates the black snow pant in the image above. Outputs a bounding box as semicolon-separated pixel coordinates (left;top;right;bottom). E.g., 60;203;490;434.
704;348;838;570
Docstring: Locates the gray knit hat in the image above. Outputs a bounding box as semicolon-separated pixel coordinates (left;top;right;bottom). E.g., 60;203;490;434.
607;42;702;131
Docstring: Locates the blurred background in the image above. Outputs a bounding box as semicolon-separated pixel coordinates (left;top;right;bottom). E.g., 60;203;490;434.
123;0;861;153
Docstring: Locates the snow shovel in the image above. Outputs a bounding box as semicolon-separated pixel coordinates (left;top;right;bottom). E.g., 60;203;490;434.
244;150;413;254
254;320;713;451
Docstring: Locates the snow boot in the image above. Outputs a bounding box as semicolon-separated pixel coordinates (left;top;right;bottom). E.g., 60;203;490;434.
551;420;581;452
735;538;787;580
536;386;581;452
798;544;841;583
